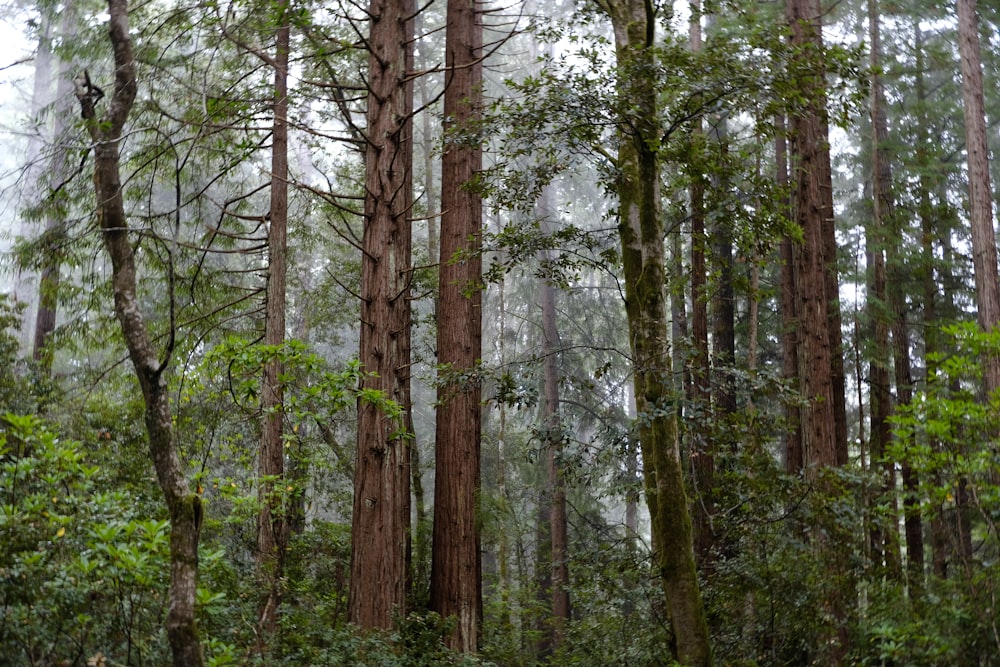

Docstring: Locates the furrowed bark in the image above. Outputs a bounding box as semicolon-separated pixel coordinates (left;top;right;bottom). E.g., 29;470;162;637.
350;0;415;630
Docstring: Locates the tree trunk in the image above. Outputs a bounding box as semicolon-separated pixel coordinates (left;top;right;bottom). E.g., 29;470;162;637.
867;0;901;579
913;21;946;581
776;117;803;474
538;186;570;652
786;0;849;659
430;0;484;652
77;3;204;665
957;0;1000;396
350;0;415;630
257;0;290;637
599;1;713;664
687;1;715;568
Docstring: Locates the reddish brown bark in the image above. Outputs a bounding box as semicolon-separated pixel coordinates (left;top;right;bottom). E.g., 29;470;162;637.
957;0;1000;396
776;119;803;474
350;0;415;630
257;1;290;637
430;0;484;652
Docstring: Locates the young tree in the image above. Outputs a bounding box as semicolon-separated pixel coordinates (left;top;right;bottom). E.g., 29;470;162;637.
76;2;204;665
431;0;484;652
595;0;712;664
349;0;415;630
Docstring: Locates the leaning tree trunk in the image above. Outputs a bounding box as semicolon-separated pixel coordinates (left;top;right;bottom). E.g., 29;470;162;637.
597;1;712;664
77;2;204;665
349;0;415;630
430;0;484;652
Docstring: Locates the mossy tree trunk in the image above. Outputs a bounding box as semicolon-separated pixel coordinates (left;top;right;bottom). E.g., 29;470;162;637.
77;2;204;665
596;1;712;664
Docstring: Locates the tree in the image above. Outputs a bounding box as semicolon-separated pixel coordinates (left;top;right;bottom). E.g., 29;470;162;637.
537;185;570;652
956;0;1000;395
349;0;415;630
75;2;204;665
595;0;712;664
431;0;484;652
258;0;290;636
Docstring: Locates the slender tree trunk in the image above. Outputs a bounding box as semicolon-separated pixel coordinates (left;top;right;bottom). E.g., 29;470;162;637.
867;0;902;579
912;22;947;581
687;1;715;568
957;0;1000;395
350;0;415;630
77;3;204;665
257;1;290;637
776;118;803;474
431;0;484;652
599;1;712;664
538;186;570;652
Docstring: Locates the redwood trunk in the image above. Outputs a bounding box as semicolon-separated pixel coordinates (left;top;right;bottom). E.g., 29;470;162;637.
350;0;415;630
957;0;1000;395
430;0;484;652
258;1;290;635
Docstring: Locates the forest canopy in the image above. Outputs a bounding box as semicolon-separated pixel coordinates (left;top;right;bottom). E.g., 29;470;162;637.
2;0;1000;665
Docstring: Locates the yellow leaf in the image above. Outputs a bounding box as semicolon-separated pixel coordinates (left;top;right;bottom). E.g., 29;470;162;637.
56;527;65;538
286;485;293;492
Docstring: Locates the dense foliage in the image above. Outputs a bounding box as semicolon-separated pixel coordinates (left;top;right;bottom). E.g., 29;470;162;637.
2;0;1000;665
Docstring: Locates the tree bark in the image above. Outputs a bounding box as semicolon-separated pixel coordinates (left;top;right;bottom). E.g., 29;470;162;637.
867;0;902;579
538;186;570;652
598;1;713;664
77;2;204;665
785;0;849;658
957;0;1000;396
430;0;483;652
776;117;803;474
257;0;290;637
687;1;715;568
350;0;415;630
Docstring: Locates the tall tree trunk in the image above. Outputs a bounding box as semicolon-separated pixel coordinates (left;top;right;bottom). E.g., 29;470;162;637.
687;0;714;569
350;0;415;630
867;0;901;579
776;117;803;474
957;0;1000;395
77;3;204;665
786;0;841;473
913;22;946;581
598;1;713;664
257;1;290;637
431;0;484;652
538;186;570;652
786;0;849;659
